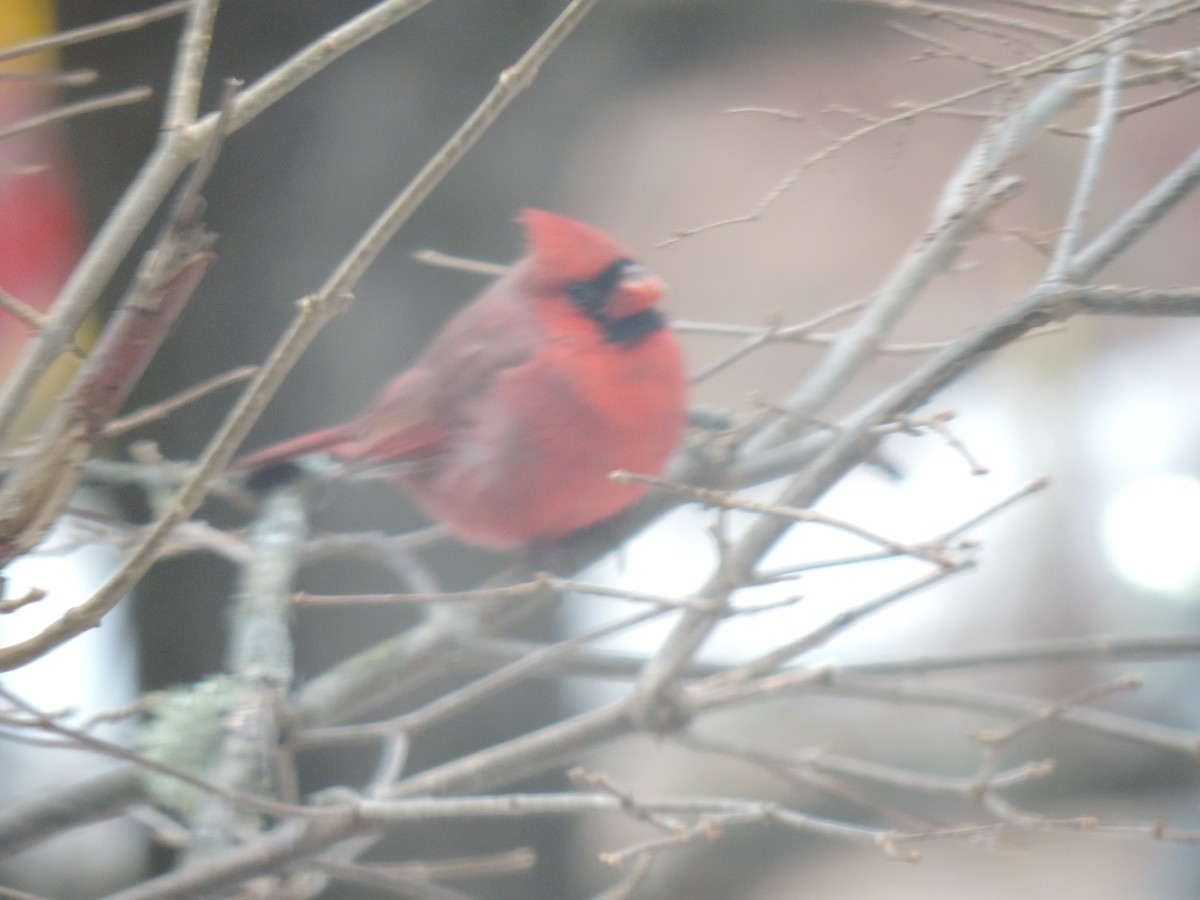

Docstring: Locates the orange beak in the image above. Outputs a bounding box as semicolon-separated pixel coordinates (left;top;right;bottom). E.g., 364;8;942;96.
611;265;666;318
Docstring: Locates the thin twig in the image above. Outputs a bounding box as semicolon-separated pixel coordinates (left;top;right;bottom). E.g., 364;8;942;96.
0;686;343;822
411;249;508;276
317;860;480;900
689;302;863;384
0;86;153;143
613;471;961;566
979;0;1108;20
810;676;1200;759
866;0;1081;50
0;286;48;332
679;731;1052;797
342;848;536;882
295;574;715;612
657;5;1171;246
0;0;192;64
589;852;655;899
312;0;604;305
910;411;991;474
716;566;968;683
297;606;668;748
1046;4;1131;278
763;61;1094;447
293;578;551;607
0;587;45;614
973;673;1145;747
942;476;1049;541
0;68;97;87
103;365;258;437
0;884;50;900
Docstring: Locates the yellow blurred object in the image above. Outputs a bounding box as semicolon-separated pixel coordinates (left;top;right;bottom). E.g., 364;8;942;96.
0;0;58;73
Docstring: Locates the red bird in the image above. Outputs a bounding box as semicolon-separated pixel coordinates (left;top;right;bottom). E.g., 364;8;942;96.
238;210;687;549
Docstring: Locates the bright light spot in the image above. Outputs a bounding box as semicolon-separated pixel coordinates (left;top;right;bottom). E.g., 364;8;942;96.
1102;474;1200;594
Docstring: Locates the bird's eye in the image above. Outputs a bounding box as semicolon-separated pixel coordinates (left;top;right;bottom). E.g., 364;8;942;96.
565;258;632;316
565;281;604;312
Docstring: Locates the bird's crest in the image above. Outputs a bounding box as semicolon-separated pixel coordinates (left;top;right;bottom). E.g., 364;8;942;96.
519;209;632;286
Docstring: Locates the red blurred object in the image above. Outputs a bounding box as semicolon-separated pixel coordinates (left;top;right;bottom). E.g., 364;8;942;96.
0;44;84;374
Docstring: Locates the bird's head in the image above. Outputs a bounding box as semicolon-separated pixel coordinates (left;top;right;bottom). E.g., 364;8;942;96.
519;209;666;324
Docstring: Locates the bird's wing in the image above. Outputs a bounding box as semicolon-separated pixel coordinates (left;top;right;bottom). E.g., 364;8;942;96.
347;275;538;468
346;368;447;467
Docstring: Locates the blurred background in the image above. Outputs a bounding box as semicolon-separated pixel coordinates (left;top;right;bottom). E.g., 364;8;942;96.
0;0;1198;896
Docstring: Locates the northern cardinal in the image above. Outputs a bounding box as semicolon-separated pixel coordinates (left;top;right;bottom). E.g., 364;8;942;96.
238;210;688;548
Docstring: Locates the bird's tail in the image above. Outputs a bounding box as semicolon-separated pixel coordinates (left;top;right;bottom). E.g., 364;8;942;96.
233;424;354;474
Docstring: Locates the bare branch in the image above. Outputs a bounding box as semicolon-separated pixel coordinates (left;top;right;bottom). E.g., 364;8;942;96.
1068;142;1200;278
0;0;441;446
0;769;147;860
182;483;306;861
164;0;221;132
0;82;234;569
